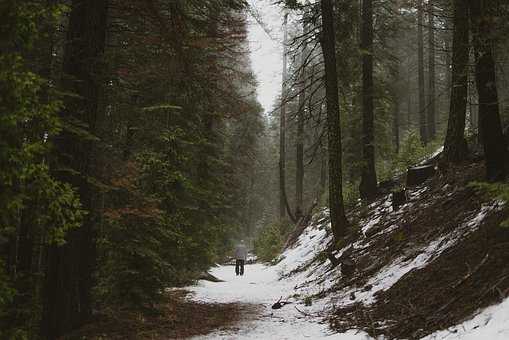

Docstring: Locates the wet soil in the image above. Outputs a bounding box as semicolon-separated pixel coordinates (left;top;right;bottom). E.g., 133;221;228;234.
62;290;260;339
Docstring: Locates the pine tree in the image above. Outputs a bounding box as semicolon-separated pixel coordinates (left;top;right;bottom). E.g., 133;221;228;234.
427;0;437;140
417;0;427;144
444;0;469;163
469;0;507;181
359;0;378;200
320;0;349;241
42;0;108;337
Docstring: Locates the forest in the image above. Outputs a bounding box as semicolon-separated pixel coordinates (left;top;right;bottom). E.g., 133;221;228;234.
1;0;509;339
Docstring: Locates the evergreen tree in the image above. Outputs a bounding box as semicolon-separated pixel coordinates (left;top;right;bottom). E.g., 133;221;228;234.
320;0;349;241
444;0;469;163
359;0;378;200
469;0;508;181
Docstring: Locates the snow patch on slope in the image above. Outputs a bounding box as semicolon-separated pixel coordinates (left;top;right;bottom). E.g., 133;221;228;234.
423;297;509;340
336;200;505;306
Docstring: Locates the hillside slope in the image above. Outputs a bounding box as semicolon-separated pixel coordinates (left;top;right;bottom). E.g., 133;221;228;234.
277;159;509;339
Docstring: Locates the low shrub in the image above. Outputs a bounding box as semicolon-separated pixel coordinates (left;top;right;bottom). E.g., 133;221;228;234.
254;221;292;262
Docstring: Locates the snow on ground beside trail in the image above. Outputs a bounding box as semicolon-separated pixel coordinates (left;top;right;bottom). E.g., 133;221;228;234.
184;183;505;339
423;297;509;340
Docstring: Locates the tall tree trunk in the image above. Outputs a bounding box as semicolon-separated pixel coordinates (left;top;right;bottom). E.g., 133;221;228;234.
359;0;378;200
295;24;306;221
393;86;400;154
41;1;108;338
320;148;327;198
443;0;469;163
390;65;400;153
320;0;349;241
427;0;437;140
444;19;452;131
417;0;427;144
469;0;507;181
407;70;412;131
279;13;288;221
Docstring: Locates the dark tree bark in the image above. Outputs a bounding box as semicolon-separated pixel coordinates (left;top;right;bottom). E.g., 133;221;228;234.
406;71;412;131
320;148;327;197
417;0;427;144
320;0;349;241
469;0;507;181
390;65;400;154
41;1;108;338
279;13;288;221
443;15;452;134
295;23;307;221
427;0;437;140
359;0;378;200
393;91;400;154
444;0;469;163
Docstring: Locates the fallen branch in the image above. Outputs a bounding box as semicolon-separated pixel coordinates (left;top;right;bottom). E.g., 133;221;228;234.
452;253;489;290
197;271;224;282
272;296;292;309
294;305;318;318
477;274;509;303
436;295;460;314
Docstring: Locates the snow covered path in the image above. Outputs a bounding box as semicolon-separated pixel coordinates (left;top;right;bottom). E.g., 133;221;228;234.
186;263;371;340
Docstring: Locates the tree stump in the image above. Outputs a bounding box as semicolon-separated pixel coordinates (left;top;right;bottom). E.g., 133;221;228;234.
378;178;398;194
341;257;355;276
392;189;407;210
406;165;436;186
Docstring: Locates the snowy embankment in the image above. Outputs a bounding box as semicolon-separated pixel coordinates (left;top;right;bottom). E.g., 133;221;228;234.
186;183;509;339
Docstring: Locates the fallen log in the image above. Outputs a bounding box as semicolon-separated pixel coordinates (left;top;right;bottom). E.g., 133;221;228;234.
197;271;224;283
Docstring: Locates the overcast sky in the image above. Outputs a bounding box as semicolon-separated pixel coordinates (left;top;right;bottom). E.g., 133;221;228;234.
246;0;284;115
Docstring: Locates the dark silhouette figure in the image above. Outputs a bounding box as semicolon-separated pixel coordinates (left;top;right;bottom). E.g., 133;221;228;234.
234;240;247;276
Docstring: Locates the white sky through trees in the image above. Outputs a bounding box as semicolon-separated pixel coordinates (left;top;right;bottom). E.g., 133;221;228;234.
247;0;284;115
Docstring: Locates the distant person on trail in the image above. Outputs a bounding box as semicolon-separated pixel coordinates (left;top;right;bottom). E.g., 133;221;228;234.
234;240;247;276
